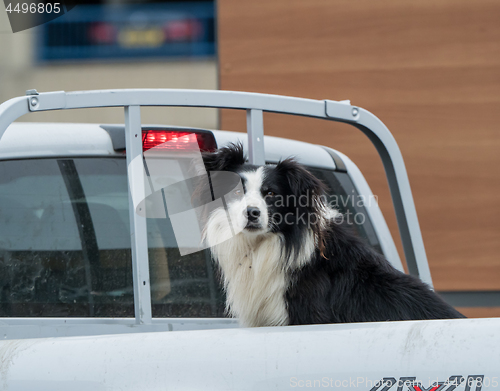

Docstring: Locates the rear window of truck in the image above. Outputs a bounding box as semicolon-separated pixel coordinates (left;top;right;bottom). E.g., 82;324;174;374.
0;157;381;318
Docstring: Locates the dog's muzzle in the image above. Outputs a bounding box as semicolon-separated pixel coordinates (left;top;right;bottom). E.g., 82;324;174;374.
245;207;262;229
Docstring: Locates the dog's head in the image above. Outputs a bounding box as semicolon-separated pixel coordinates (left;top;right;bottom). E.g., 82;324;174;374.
201;143;328;248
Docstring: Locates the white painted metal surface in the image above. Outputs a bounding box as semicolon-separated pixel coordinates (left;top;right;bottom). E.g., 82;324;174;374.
0;123;336;169
212;129;337;170
0;123;119;159
1;318;499;390
246;108;265;165
124;106;152;324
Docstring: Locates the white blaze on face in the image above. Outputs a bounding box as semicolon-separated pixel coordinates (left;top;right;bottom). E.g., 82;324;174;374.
202;166;289;327
239;167;268;230
203;167;268;248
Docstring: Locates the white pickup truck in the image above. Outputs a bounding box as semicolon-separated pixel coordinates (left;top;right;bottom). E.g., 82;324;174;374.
0;89;498;391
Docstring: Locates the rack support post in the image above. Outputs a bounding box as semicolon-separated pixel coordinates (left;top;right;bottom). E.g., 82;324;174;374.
124;105;153;324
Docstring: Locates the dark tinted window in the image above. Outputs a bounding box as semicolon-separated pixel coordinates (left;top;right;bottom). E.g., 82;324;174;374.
0;158;225;317
0;158;378;318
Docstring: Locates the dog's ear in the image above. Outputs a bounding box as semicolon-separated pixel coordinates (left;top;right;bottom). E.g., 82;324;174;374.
275;157;326;198
276;157;329;258
202;142;246;172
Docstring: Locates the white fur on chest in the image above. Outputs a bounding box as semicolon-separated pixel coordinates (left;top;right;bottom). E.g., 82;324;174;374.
210;234;289;327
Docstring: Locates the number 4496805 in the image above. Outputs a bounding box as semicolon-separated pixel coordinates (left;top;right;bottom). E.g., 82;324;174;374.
5;2;61;14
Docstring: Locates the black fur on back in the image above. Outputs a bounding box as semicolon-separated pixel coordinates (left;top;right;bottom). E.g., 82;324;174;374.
286;221;465;324
279;156;466;323
278;157;465;323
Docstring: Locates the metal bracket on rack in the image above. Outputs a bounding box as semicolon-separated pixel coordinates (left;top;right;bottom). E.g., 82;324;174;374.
27;90;66;112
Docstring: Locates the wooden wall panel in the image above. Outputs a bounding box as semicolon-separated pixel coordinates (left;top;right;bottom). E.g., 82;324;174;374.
218;0;500;292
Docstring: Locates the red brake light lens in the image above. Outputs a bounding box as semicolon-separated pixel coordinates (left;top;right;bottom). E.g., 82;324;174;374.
141;129;217;152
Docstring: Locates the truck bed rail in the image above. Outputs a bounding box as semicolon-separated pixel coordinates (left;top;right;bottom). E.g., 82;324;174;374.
0;88;432;326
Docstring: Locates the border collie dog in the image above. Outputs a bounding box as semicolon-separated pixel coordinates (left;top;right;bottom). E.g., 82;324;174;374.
202;143;464;327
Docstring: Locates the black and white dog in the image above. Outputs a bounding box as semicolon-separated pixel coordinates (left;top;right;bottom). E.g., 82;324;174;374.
201;143;464;327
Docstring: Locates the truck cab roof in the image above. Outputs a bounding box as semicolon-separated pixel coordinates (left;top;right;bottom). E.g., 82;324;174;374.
0;123;339;171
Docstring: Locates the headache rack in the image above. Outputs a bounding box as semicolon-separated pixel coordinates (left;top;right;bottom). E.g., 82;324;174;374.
0;89;432;325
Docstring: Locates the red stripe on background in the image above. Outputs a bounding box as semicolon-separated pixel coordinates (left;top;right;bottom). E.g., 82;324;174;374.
412;386;440;391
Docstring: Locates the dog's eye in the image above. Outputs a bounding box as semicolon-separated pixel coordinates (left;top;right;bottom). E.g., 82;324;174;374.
266;191;275;197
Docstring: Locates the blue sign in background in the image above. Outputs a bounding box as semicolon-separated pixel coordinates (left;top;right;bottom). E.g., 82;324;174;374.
36;2;215;62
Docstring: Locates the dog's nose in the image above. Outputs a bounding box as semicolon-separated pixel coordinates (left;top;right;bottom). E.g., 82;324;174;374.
246;207;261;222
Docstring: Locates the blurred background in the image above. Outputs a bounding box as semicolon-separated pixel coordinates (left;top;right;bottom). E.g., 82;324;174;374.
0;0;499;317
0;0;218;127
